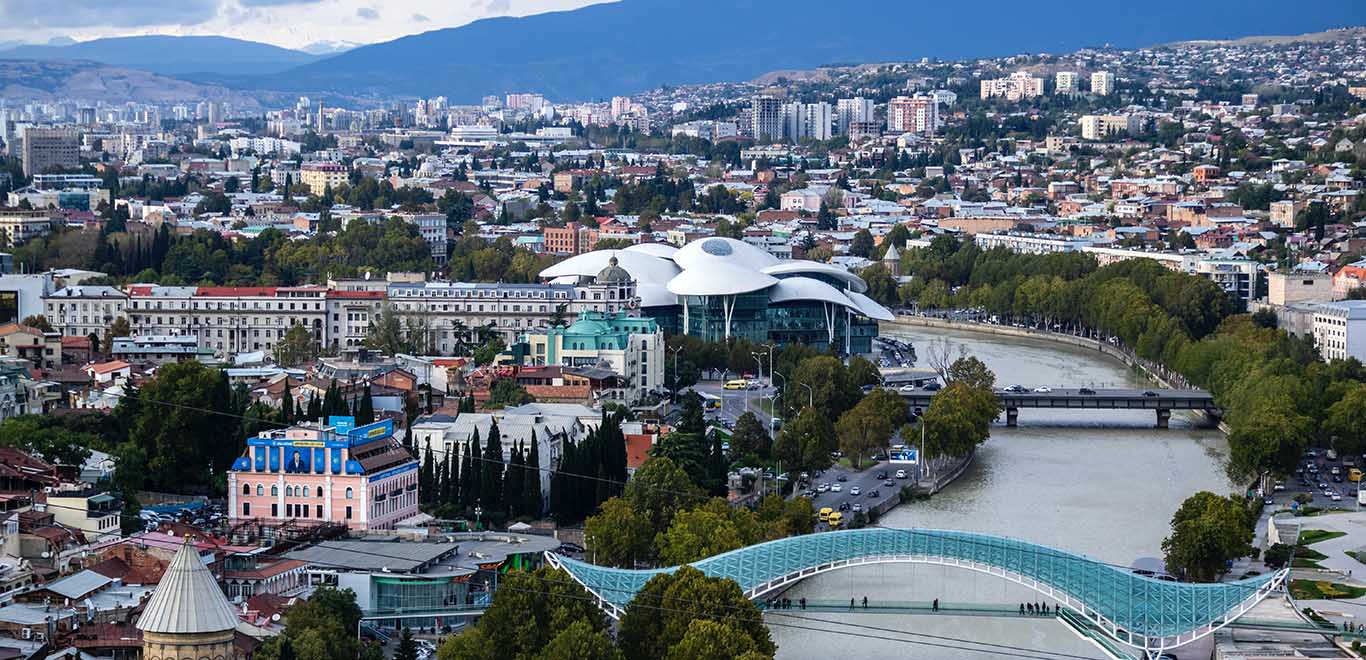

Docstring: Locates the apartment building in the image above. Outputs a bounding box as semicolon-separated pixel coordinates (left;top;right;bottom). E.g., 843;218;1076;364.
326;290;386;352
1195;259;1260;307
20;127;80;177
1091;71;1117;96
750;96;783;143
886;95;938;134
516;311;664;404
298;162;348;194
544;221;600;255
1056;71;1080;94
1269;199;1307;228
126;285;328;357
836;98;874;135
1267;271;1336;306
43;285;128;339
1080;114;1139;140
0;210;53;247
782;102;832;141
980;72;1044;101
1312;301;1366;362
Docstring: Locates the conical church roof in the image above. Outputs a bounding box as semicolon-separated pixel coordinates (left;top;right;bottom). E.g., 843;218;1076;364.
136;538;239;635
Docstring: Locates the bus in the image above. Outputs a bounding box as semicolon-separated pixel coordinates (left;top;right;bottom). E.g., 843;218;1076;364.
699;392;722;410
1359;482;1366;507
723;379;748;390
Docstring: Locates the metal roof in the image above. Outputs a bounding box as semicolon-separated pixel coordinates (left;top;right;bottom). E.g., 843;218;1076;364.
136;540;239;635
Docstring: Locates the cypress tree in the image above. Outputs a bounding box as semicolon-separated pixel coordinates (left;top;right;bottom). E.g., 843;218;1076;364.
505;441;524;517
281;380;294;423
357;387;375;425
463;434;480;509
306;393;321;422
708;430;727;497
550;438;573;524
442;452;455;507
523;431;542;518
481;420;504;509
419;442;434;507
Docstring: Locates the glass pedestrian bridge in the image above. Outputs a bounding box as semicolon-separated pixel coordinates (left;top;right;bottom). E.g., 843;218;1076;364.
546;527;1287;658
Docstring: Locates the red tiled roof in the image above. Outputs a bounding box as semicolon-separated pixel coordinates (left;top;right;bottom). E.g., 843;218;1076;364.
195;287;278;297
326;290;386;299
88;361;131;375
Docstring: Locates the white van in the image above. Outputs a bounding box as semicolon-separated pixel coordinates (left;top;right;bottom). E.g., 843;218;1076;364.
1328;449;1339;461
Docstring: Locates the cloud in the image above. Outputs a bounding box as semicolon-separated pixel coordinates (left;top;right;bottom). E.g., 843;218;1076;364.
412;13;430;22
355;6;379;20
238;0;321;6
0;0;218;29
485;0;512;13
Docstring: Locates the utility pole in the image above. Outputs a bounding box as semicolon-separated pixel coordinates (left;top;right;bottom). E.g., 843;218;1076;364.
668;345;683;403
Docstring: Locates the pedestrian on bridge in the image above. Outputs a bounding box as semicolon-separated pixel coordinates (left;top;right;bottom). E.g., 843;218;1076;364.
1019;603;1025;615
932;598;939;612
850;598;855;610
862;596;868;609
1027;603;1034;614
800;598;806;610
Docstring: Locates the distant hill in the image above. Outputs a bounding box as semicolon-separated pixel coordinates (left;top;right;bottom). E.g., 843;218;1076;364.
0;59;264;107
258;0;1366;101
0;35;317;76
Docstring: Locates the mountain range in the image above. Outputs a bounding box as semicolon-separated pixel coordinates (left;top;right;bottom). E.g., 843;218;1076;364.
0;35;317;76
4;0;1366;102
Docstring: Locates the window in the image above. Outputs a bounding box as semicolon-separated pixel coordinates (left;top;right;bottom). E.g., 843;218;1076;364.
345;487;353;499
316;486;324;497
243;484;251;495
271;503;278;517
243;503;250;516
316;505;323;518
271;485;279;496
257;485;264;496
345;506;353;519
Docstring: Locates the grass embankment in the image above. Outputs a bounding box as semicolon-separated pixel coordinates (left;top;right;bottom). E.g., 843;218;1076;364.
1290;580;1366;600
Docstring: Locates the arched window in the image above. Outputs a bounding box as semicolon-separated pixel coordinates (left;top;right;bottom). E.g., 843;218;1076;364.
271;485;279;496
243;484;250;495
316;486;324;498
345;487;353;499
285;486;293;497
257;485;264;496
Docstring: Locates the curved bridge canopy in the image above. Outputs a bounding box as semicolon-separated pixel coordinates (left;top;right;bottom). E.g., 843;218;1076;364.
548;528;1284;655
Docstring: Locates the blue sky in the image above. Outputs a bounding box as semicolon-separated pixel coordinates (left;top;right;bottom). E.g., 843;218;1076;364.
0;0;607;51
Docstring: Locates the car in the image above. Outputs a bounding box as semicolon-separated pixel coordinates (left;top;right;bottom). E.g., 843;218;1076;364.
868;490;880;498
817;483;830;493
898;384;919;394
849;486;862;496
838;502;851;512
851;503;863;513
800;472;810;481
1142;390;1159;397
1264;497;1275;505
837;475;848;482
884;479;896;487
1332;466;1342;475
1273;482;1285;491
1078;387;1096;395
831;484;842;492
1003;384;1026;392
921;382;942;391
1334;474;1344;483
1319;482;1330;489
1333;492;1344;501
895;469;908;479
1032;386;1052;393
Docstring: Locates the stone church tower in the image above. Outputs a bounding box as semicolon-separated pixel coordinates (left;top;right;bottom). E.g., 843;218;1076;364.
138;539;241;660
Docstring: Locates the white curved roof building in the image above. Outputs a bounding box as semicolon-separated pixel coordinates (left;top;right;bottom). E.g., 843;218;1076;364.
539;236;892;354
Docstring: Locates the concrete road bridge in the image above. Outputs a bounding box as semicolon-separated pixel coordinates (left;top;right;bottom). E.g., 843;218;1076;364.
899;388;1218;428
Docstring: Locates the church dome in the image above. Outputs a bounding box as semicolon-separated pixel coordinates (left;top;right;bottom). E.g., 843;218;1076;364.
595;256;633;284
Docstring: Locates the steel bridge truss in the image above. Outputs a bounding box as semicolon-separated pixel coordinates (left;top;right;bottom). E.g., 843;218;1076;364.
547;528;1287;658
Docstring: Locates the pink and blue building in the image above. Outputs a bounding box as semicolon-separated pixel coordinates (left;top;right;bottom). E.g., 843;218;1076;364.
228;416;419;531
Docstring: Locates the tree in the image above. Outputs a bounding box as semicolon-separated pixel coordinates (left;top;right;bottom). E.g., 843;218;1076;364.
20;315;52;332
537;620;625;660
255;587;365;660
946;355;996;390
583;497;652;567
486;379;534;409
125;361;235;491
365;305;408;355
788;355;859;420
618;566;773;660
1262;543;1294;569
1325;384;1366;456
728;412;771;460
910;380;1000;460
394;628;419;660
656;498;758;565
103;316;130;351
773;406;836;478
664;620;772;660
275;323;317;367
436;568;606;660
625;457;704;539
836;393;895;469
849;229;875;258
1161;491;1254;582
481;421;504;509
0;416;96;466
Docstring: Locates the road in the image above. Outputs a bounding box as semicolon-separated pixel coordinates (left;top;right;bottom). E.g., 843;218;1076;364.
802;460;909;522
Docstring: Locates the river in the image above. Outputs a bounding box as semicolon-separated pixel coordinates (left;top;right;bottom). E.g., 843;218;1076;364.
768;322;1235;659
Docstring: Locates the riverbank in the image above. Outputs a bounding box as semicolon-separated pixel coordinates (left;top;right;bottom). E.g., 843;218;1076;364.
883;315;1184;389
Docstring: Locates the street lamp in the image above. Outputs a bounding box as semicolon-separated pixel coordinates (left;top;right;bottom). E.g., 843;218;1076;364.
473;505;483;532
799;382;814;409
